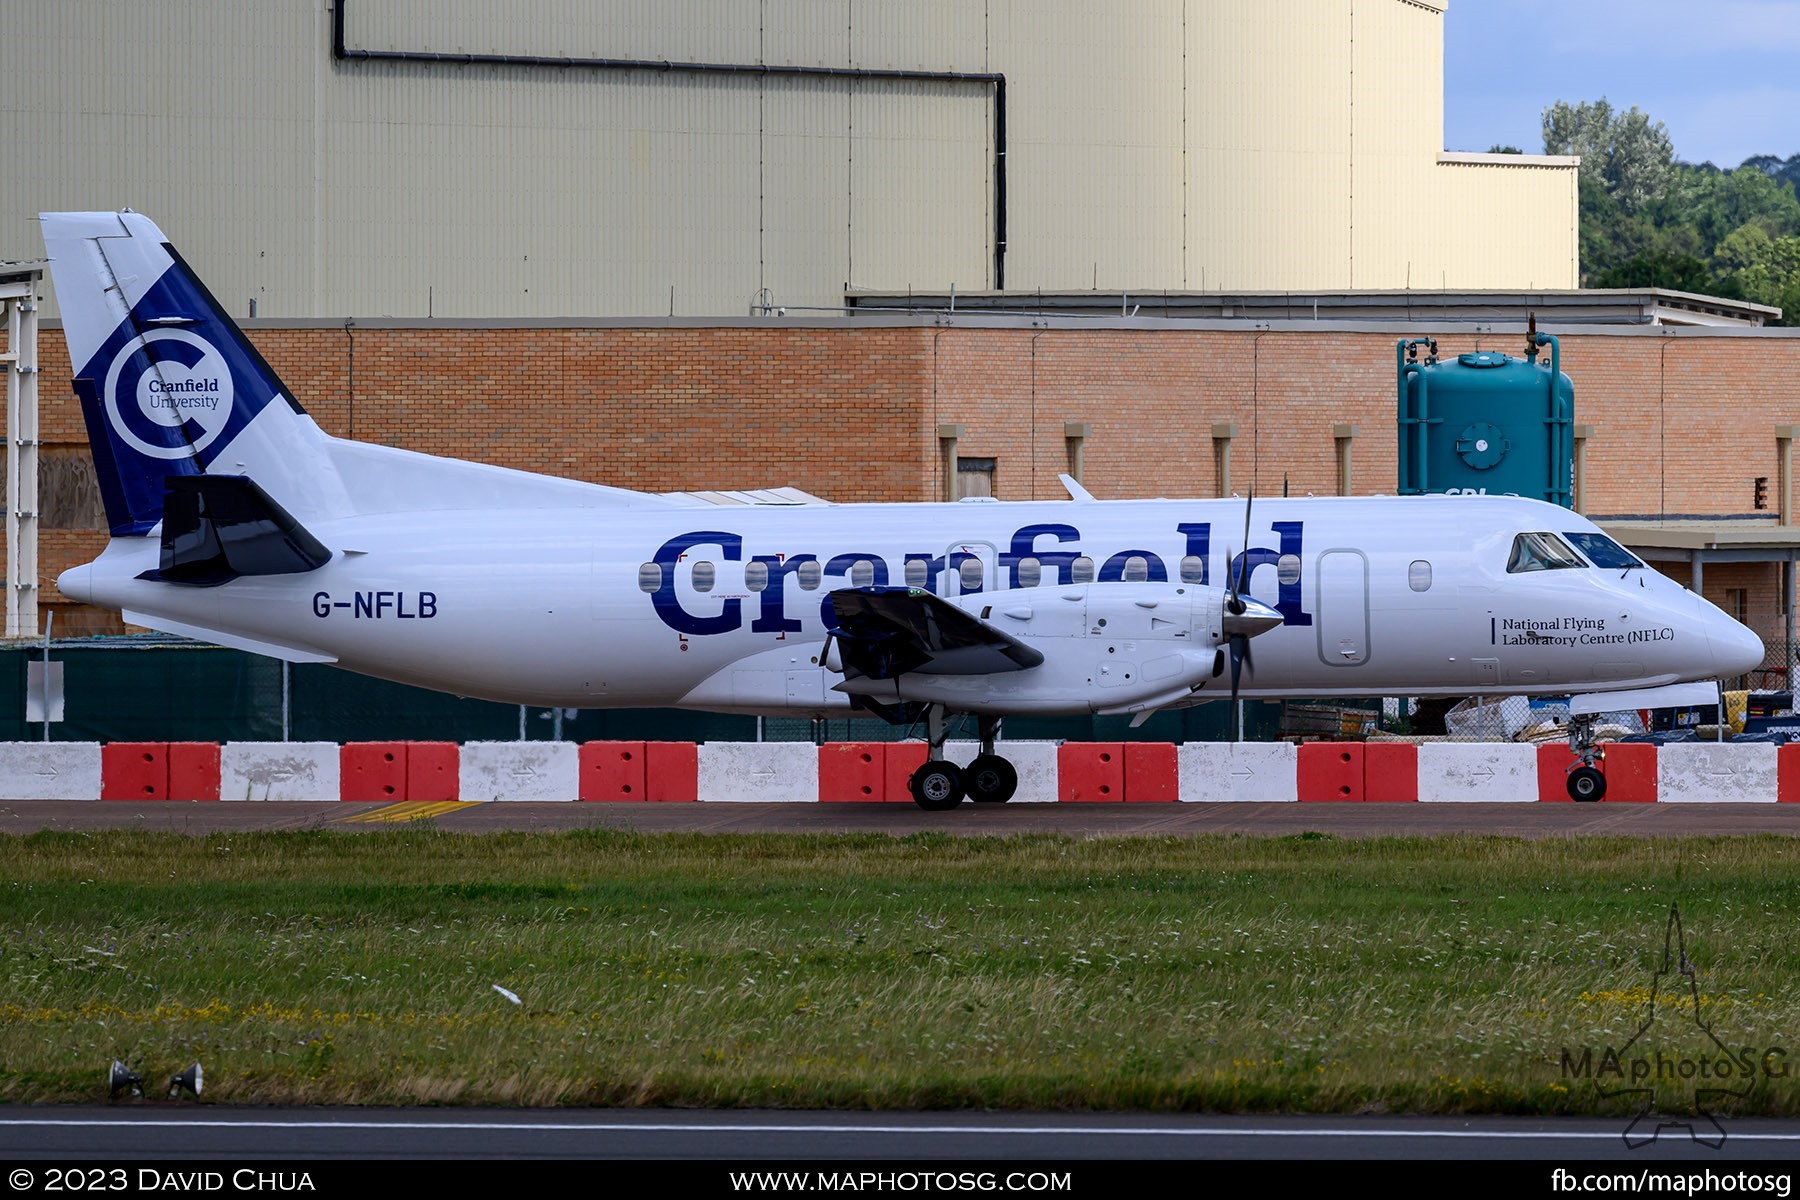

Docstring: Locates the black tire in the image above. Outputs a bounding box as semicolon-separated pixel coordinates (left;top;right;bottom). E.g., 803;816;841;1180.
910;760;966;811
1568;765;1606;802
966;753;1019;803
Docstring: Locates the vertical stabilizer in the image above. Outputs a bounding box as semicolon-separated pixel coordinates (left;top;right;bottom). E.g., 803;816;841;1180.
42;212;347;535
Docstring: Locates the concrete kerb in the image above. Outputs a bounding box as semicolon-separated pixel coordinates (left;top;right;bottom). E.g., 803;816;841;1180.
1417;743;1538;802
1657;742;1779;802
697;741;819;802
220;742;339;801
0;742;101;800
459;741;579;801
1178;742;1298;802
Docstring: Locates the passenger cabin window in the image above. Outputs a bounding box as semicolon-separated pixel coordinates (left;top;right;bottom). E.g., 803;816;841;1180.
796;560;822;591
1563;532;1644;570
1071;555;1096;584
1409;560;1432;592
637;563;663;593
1179;555;1206;584
959;558;984;590
1506;532;1586;573
904;559;928;588
1122;555;1149;582
744;561;770;592
691;561;715;593
1276;553;1301;586
1017;557;1042;588
850;559;875;588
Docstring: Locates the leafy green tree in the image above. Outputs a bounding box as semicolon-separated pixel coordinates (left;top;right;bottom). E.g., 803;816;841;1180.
1542;98;1674;210
1588;249;1717;294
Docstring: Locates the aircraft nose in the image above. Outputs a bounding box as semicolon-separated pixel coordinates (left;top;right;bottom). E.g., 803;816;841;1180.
1221;596;1283;640
1699;596;1766;680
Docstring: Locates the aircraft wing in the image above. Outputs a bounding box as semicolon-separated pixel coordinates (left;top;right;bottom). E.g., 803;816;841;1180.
825;587;1045;678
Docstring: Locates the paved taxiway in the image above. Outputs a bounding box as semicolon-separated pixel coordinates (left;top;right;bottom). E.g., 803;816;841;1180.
1;800;1798;836
4;1109;1800;1159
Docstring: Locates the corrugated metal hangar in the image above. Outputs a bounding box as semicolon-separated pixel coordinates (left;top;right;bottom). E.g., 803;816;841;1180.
3;1;1798;694
7;0;1575;318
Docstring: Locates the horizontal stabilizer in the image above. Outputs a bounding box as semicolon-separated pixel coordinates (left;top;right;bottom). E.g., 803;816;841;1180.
121;610;338;664
825;586;1045;679
1570;680;1720;715
144;475;332;586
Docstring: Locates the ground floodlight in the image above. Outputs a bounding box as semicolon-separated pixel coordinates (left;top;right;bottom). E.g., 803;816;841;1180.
168;1062;203;1099
107;1061;143;1099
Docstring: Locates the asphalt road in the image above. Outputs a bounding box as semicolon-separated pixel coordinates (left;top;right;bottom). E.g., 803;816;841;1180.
1;1108;1798;1160
1;799;1799;837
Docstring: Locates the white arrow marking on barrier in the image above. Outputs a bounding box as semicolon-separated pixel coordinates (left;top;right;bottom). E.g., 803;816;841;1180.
510;765;539;779
32;765;59;778
1229;768;1256;782
1470;766;1494;779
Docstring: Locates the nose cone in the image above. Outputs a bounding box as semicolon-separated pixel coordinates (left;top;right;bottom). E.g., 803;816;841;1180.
56;563;91;604
1221;596;1283;640
1704;608;1767;680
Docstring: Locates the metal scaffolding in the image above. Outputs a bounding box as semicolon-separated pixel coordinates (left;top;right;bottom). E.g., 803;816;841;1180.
3;263;43;640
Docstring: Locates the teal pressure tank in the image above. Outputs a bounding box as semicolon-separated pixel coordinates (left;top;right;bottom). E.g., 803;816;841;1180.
1396;324;1574;507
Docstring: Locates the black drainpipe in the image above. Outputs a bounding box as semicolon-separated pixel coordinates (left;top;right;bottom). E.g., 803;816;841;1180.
331;1;1007;289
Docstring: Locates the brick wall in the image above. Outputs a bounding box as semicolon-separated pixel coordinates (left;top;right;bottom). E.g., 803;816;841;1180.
20;320;1800;637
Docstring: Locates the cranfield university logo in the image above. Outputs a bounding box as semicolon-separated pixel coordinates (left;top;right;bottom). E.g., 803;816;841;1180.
102;329;236;460
1560;904;1786;1148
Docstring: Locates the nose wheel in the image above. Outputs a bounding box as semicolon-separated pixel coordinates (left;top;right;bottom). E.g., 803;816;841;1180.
1567;765;1606;802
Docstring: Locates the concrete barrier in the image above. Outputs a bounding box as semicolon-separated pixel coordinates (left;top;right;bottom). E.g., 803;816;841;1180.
1178;742;1297;802
459;741;578;801
1417;743;1537;802
697;741;818;802
1658;742;1779;802
220;742;339;801
0;742;101;800
944;740;1061;803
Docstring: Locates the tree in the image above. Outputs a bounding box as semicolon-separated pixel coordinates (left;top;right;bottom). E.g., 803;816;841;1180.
1542;99;1674;211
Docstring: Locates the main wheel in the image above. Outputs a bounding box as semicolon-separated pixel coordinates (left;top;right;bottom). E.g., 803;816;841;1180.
910;760;966;811
965;753;1019;803
1568;765;1606;802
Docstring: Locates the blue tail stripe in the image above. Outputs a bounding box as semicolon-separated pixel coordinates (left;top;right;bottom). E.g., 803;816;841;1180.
74;376;201;536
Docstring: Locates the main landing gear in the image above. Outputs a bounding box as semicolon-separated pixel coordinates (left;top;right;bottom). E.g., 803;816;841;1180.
908;708;1019;810
1564;713;1607;802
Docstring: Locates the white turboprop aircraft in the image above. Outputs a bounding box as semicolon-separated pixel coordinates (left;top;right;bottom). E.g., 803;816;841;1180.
44;211;1763;807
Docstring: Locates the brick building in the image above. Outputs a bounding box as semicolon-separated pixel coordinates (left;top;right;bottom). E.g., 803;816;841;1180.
22;312;1800;681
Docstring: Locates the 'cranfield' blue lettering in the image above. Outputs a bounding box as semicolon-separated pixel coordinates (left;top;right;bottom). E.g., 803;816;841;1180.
652;531;742;635
646;521;1311;636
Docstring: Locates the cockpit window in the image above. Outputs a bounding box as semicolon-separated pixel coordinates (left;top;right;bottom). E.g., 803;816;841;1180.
1506;531;1586;573
1563;532;1644;570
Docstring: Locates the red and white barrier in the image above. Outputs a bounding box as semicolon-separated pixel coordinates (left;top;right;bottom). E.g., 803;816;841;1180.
40;738;1800;803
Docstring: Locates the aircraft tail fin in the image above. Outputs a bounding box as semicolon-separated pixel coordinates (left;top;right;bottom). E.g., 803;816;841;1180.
42;211;343;536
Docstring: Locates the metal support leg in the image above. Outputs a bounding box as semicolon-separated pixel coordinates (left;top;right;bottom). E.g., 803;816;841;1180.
927;705;949;756
978;714;1001;757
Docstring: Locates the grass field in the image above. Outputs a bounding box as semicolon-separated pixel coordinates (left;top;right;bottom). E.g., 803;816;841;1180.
0;829;1795;1113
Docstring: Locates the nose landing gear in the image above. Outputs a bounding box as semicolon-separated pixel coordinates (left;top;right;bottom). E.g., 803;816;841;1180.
1564;713;1608;802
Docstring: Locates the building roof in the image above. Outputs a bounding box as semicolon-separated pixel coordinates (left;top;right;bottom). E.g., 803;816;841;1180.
844;287;1782;327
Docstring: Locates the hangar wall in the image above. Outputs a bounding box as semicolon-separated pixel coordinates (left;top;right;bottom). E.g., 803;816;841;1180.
4;0;1576;318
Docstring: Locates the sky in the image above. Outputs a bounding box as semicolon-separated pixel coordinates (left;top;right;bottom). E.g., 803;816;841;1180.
1442;0;1800;167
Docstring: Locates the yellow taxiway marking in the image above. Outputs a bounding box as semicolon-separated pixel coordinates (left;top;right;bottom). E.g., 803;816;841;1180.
335;801;476;824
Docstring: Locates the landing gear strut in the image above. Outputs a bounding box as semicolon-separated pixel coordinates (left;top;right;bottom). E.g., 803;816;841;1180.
907;708;1020;810
1564;713;1607;802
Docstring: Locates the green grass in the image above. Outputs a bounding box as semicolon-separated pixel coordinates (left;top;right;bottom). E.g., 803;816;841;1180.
0;829;1796;1112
